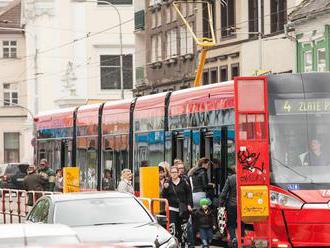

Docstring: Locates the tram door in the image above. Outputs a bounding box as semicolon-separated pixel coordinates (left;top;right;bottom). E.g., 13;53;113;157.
200;129;216;193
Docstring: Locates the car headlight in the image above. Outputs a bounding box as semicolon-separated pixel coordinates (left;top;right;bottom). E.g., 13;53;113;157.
160;237;178;248
270;190;303;209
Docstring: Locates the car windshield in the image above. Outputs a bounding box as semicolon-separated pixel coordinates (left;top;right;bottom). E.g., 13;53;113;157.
270;98;330;189
5;165;18;175
54;197;152;227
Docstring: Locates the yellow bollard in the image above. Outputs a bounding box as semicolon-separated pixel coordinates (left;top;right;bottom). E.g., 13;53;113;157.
63;167;80;193
139;166;160;213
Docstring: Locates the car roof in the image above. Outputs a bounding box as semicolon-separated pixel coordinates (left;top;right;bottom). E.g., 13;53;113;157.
0;224;76;238
46;191;133;203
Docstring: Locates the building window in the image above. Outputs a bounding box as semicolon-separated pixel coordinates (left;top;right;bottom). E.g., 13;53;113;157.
210;67;218;84
317;48;326;72
100;54;133;90
231;63;239;79
3;41;17;58
220;65;228;82
157;10;161;27
4;132;19;163
203;70;209;85
3;83;18;106
221;0;235;37
248;0;264;38
271;0;287;33
303;51;313;72
152;12;157;28
97;0;132;5
166;6;171;23
166;29;178;58
203;1;216;38
180;25;194;55
151;34;162;62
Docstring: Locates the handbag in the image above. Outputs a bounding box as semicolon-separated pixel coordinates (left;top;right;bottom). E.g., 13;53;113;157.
171;183;189;219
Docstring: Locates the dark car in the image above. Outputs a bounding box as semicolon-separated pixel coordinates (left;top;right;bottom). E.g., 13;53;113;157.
0;163;29;190
26;192;177;247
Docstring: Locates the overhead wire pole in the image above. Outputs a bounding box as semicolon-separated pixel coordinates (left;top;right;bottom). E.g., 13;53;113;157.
76;0;124;99
173;1;216;87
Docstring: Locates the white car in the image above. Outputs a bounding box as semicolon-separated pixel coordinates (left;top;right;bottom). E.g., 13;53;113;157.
0;224;80;247
26;192;176;247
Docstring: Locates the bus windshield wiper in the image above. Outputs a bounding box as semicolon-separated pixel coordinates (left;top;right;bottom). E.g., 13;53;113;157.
271;157;315;183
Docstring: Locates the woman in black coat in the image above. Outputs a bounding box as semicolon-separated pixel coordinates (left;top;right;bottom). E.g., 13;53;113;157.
162;166;193;243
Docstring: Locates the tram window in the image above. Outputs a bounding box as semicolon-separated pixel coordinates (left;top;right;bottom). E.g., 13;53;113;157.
192;130;200;166
77;137;98;189
165;132;172;165
227;131;235;168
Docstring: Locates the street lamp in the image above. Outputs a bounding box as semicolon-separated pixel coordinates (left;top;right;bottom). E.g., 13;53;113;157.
75;0;125;99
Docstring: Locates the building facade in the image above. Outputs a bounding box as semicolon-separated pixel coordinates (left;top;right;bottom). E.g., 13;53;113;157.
0;0;31;163
290;0;330;73
23;0;135;114
135;0;298;96
134;0;198;95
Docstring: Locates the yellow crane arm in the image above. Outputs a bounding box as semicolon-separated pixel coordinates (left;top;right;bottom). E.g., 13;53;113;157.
194;48;208;87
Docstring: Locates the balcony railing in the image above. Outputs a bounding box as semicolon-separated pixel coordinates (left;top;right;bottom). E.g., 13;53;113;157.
135;10;145;31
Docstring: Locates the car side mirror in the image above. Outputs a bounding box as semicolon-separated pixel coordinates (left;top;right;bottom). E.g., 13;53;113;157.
156;215;167;228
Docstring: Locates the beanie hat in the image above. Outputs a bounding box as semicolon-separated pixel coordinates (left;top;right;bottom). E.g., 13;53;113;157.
199;198;211;207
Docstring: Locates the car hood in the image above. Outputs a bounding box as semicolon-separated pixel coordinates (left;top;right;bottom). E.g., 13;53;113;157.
73;222;172;244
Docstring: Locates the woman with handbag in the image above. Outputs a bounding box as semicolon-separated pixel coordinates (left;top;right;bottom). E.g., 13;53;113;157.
162;166;193;245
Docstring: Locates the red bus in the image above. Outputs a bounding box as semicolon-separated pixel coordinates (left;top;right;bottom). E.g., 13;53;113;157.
34;73;330;247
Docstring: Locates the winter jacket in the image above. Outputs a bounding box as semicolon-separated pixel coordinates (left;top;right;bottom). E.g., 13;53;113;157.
188;167;209;193
38;167;56;191
23;173;47;192
102;177;115;190
117;180;134;194
194;208;216;228
161;179;193;209
219;174;237;207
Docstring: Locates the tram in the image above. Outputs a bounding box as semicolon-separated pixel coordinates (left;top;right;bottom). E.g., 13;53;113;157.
34;72;330;247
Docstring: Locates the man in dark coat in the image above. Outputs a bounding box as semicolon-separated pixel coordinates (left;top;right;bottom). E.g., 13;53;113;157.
23;165;47;206
38;159;56;191
219;167;245;247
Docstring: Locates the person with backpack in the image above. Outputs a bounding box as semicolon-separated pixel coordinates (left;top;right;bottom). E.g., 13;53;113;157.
162;166;193;245
188;158;215;208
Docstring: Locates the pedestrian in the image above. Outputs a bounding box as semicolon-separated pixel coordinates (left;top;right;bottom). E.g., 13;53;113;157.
159;161;170;178
102;169;115;191
219;166;244;248
38;159;56;192
162;166;193;245
159;165;167;194
54;168;63;192
117;169;134;194
194;198;216;248
23;165;47;206
188;157;214;208
176;160;195;248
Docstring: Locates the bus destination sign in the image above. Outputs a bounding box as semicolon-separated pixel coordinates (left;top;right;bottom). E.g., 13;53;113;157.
275;99;330;114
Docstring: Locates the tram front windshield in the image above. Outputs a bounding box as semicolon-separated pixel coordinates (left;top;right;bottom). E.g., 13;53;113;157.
269;97;330;189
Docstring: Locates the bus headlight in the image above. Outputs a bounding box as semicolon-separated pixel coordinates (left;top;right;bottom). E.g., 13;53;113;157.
270;190;303;209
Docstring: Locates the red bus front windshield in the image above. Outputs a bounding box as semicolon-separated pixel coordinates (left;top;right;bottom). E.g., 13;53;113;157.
269;97;330;190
